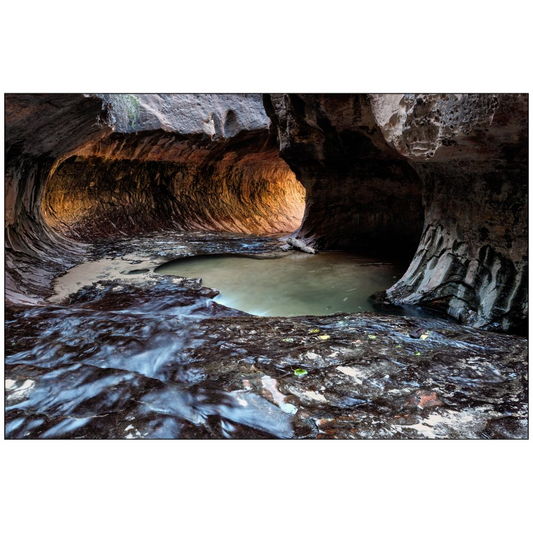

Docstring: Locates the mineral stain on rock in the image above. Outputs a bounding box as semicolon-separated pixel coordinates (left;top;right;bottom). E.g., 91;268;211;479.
4;93;528;439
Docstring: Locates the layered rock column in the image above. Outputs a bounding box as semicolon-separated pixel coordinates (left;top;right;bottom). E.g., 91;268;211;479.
370;94;528;332
5;94;113;303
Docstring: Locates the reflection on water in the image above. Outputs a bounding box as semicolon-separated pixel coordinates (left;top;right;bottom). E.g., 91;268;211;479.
155;252;405;317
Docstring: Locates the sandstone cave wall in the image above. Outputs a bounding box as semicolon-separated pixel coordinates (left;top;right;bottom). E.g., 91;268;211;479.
371;94;528;332
5;94;113;303
5;93;528;333
43;147;304;240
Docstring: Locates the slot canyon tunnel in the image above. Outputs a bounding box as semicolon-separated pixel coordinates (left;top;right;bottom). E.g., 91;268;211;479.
4;93;528;439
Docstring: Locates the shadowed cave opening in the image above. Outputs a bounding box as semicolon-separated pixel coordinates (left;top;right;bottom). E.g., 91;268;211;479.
41;148;427;319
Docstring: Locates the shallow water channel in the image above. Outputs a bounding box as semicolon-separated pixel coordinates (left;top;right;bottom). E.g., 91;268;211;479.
155;252;405;317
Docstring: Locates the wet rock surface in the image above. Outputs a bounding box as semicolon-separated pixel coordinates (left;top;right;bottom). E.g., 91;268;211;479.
5;234;528;439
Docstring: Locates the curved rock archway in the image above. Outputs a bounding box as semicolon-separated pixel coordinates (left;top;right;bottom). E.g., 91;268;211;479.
5;94;305;302
42;137;304;240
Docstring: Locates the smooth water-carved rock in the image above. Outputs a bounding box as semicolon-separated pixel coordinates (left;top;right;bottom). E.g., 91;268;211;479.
8;93;526;332
370;94;528;332
42;94;305;240
43;152;304;239
4;93;528;441
264;94;424;254
5;233;527;439
5;94;114;304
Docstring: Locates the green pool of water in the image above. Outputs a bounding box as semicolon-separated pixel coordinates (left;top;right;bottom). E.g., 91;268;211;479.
155;252;405;317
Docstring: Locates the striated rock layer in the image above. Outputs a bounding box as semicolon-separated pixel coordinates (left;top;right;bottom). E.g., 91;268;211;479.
44;94;304;241
371;94;528;333
266;94;528;332
5;94;113;304
43;134;304;240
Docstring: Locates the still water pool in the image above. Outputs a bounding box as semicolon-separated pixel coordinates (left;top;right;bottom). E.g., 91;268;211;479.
155;252;405;317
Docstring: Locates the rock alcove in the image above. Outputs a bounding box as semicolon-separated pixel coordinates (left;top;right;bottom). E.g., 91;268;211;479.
4;93;528;439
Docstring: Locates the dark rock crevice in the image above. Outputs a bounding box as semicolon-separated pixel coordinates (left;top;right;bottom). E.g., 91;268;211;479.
263;94;425;255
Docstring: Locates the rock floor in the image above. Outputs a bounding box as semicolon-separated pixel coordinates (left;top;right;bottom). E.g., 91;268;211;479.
5;233;528;439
